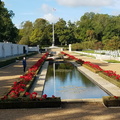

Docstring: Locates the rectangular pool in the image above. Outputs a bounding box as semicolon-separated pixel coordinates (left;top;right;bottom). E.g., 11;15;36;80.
43;62;108;99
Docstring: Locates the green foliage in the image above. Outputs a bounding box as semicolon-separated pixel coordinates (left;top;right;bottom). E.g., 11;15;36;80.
16;11;120;49
18;21;33;45
18;18;52;46
0;97;61;108
74;12;120;50
103;36;120;50
55;18;67;45
82;50;95;53
105;60;120;63
0;1;18;43
72;43;83;51
72;40;97;50
57;63;74;70
0;58;16;67
1;2;120;49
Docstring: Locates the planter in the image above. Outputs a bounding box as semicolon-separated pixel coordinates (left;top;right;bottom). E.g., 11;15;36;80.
9;64;43;98
21;64;43;96
99;72;120;88
0;97;61;109
19;74;38;97
82;64;100;73
103;96;120;107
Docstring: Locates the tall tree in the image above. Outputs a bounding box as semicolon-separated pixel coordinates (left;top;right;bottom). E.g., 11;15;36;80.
30;18;51;46
55;18;67;45
92;14;110;41
103;36;120;50
18;21;33;45
0;1;18;43
17;11;120;50
75;12;95;42
67;20;76;44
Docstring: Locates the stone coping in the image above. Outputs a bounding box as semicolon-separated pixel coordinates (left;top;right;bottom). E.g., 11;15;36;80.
30;61;49;97
61;98;102;103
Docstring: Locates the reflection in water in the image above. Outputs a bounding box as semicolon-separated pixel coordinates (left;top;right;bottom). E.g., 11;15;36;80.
43;62;108;99
57;85;87;94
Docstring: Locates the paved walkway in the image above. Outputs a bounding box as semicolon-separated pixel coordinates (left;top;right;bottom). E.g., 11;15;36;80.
1;52;120;120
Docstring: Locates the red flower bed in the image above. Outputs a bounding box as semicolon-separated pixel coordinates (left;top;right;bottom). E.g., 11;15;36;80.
102;70;120;81
61;51;120;82
84;61;103;72
61;52;84;64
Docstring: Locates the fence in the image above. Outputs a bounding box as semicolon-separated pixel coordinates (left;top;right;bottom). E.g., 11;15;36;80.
75;50;120;61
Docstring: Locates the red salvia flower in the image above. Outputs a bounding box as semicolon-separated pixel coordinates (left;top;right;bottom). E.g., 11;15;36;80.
42;94;47;99
114;96;119;99
31;92;38;99
1;95;8;100
25;92;30;96
39;98;43;101
52;95;55;98
19;88;25;92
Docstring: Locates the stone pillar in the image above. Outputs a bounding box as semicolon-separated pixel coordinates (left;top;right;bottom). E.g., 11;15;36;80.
37;45;39;52
69;44;71;52
61;48;63;51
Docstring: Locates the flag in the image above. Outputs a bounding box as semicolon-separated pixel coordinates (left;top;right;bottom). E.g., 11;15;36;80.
53;8;56;11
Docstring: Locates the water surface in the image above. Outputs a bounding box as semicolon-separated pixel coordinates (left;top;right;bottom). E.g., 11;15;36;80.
43;62;108;99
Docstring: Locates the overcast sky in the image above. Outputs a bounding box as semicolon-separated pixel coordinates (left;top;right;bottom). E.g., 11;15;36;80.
2;0;120;28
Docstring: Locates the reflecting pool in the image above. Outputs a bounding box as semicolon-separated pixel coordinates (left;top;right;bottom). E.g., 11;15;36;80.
43;62;108;99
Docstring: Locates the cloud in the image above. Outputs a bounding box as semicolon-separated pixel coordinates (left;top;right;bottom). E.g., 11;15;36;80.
41;4;55;14
111;0;120;9
43;13;59;23
14;24;21;29
56;0;115;7
41;4;58;23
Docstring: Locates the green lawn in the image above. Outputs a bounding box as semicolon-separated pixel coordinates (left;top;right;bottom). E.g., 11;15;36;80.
105;60;120;63
82;50;95;53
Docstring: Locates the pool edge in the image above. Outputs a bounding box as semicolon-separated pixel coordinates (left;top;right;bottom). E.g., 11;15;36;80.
61;98;102;103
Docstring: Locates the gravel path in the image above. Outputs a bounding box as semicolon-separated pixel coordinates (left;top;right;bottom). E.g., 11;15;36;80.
0;103;120;120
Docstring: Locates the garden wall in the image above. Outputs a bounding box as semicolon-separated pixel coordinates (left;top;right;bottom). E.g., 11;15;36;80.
0;42;39;58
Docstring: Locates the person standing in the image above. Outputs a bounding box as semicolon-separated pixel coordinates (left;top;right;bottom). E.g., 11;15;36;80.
22;57;27;72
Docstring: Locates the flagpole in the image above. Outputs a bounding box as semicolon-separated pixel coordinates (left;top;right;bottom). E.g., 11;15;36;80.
52;8;56;47
52;23;55;47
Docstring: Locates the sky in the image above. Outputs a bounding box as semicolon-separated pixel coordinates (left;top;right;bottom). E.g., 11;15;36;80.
2;0;120;28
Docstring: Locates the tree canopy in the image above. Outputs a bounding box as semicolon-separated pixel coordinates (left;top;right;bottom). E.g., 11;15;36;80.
18;12;120;50
0;1;18;43
0;1;120;50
